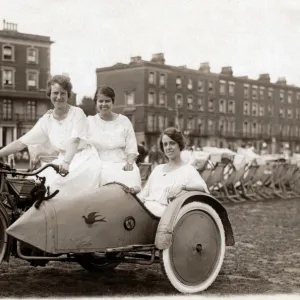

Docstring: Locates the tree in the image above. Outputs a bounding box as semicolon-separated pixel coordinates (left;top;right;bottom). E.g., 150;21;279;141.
78;96;96;116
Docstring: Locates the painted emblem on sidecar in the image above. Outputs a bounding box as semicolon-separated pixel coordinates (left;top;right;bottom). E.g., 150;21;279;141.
124;216;135;231
82;212;107;225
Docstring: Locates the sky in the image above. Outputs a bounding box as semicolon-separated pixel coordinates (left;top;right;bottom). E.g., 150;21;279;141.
2;0;300;103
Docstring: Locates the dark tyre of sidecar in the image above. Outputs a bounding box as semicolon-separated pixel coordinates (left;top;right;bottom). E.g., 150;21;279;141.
76;253;120;273
160;202;226;294
0;208;8;264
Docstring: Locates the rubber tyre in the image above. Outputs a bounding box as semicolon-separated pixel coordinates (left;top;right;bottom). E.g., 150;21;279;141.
76;253;120;273
160;202;226;294
0;209;8;264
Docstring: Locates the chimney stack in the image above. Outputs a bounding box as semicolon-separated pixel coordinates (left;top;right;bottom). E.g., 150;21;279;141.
130;56;142;64
258;73;270;83
221;66;233;76
276;77;287;85
199;62;210;73
151;53;165;65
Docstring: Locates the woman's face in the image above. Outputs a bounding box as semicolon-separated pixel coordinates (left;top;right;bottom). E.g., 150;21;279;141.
50;83;68;109
96;93;113;114
162;134;181;160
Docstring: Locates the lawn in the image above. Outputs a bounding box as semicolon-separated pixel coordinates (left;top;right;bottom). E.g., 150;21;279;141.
0;198;299;297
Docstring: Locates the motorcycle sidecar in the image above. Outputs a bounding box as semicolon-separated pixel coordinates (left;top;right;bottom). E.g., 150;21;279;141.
5;182;235;294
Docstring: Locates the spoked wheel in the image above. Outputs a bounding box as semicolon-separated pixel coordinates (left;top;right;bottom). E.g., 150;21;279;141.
160;202;225;294
0;210;8;264
76;253;120;273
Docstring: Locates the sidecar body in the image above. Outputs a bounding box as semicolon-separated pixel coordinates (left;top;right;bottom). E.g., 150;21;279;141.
5;182;235;294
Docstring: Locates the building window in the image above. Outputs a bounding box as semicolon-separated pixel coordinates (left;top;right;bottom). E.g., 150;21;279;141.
219;80;226;95
252;103;258;116
287;91;293;104
27;100;36;121
228;120;235;134
27;47;38;63
197;118;203;134
251;122;257;136
27;70;39;90
159;92;166;106
178;116;184;130
208;98;214;112
198;80;204;92
2;45;14;61
187;78;193;90
243;102;250;115
297;92;300;103
244;84;250;99
187;96;193;110
229;81;235;96
219;119;227;134
176;94;183;108
296;108;300;120
268;88;273;100
287;109;292;119
197;97;204;111
219;99;226;113
259;104;264;117
187;118;195;131
147;114;156;132
148;91;156;105
149;72;155;85
280;89;285;103
2;68;15;87
125;91;135;105
252;85;257;100
268;105;273;116
243;121;250;135
208;119;215;133
158;115;165;131
3;99;12;120
165;116;169;128
159;73;166;87
279;108;285;118
176;76;182;89
208;81;214;93
259;87;265;100
228;100;235;114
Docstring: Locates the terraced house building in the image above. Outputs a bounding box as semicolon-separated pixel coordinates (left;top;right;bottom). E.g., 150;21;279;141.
0;20;53;147
96;53;300;153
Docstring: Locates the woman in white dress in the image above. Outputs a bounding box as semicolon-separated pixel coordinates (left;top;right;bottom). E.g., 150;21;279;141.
138;127;209;217
0;75;101;197
87;86;141;192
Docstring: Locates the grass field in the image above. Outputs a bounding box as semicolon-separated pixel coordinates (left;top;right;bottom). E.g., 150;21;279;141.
0;197;300;297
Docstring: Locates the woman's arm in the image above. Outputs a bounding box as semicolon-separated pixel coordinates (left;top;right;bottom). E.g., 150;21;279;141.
0;140;27;158
63;138;80;164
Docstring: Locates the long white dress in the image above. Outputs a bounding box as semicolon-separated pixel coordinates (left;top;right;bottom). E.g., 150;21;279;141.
138;164;209;217
19;106;102;197
87;114;141;188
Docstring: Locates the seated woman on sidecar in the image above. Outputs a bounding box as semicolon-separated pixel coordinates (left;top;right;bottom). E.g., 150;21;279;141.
137;127;209;217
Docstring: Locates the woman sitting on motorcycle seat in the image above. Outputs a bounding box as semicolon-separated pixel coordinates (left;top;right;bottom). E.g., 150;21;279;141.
137;127;209;217
86;85;141;193
0;75;102;197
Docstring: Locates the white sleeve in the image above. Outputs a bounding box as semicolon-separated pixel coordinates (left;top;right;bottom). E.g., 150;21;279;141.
69;108;88;141
124;117;139;156
184;165;210;193
19;115;49;146
137;165;160;200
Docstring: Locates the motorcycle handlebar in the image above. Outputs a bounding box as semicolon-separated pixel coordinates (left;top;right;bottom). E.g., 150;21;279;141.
0;162;68;177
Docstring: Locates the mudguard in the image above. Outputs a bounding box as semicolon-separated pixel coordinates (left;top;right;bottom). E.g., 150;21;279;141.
6;183;159;254
155;191;235;250
0;200;11;263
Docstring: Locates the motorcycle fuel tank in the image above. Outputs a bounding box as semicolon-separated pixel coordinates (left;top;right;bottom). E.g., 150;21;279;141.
6;183;159;254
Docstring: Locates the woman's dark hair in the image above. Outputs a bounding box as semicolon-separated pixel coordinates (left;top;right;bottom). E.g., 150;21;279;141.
159;127;186;153
93;85;115;104
46;75;73;98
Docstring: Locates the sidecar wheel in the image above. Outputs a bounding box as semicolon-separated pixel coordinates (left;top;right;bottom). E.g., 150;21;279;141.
0;210;8;264
76;253;120;273
160;202;225;294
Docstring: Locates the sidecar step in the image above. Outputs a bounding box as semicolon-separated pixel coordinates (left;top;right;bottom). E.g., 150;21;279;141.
106;244;156;253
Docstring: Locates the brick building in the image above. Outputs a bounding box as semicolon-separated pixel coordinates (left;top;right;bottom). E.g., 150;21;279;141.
0;20;53;147
96;53;300;153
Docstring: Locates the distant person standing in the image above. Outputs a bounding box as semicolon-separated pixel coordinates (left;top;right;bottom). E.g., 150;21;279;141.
136;141;148;165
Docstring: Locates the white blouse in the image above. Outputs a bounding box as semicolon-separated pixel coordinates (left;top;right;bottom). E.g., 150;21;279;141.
138;164;209;206
19;106;89;153
87;114;139;162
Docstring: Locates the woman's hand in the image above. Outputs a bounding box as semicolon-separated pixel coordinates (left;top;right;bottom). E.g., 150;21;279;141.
123;162;134;171
59;161;69;175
